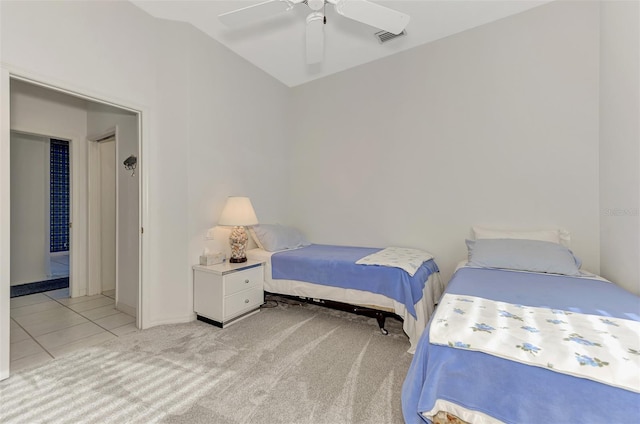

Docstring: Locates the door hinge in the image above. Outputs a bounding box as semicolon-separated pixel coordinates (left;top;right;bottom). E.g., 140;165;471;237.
69;222;72;229
141;227;144;234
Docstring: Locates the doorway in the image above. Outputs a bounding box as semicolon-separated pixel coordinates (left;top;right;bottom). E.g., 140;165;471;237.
2;76;144;377
49;138;71;284
9;133;71;297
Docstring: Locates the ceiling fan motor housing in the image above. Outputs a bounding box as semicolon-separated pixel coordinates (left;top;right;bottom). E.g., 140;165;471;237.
308;0;324;11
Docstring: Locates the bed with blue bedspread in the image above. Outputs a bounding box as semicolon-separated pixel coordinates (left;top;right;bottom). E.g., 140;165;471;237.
247;244;444;353
402;265;640;423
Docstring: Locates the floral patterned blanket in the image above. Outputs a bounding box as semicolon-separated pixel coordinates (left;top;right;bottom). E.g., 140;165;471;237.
430;293;640;393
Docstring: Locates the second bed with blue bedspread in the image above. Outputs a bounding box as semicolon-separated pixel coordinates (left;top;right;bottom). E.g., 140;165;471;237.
272;244;439;319
249;244;444;353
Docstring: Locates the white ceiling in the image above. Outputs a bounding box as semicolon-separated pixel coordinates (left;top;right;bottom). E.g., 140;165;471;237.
132;0;553;87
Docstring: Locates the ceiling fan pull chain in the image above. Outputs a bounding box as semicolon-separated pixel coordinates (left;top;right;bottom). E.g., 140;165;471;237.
324;1;327;24
322;1;327;25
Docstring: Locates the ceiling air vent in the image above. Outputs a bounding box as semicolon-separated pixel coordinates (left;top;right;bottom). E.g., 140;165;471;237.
375;29;406;44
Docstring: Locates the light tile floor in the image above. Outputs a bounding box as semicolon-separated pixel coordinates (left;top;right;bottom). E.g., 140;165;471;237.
49;253;69;278
10;288;138;372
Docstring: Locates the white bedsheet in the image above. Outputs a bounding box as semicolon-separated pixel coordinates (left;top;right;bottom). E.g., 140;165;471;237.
247;248;445;354
355;247;434;276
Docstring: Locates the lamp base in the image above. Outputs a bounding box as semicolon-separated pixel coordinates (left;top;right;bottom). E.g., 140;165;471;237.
229;257;248;264
229;226;249;264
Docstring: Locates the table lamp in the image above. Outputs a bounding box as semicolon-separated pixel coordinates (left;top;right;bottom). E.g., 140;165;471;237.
218;196;259;263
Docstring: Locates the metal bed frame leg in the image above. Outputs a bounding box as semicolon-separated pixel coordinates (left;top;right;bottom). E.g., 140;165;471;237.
375;312;388;335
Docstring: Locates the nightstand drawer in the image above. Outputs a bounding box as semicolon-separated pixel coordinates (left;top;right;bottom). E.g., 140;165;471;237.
225;287;263;320
224;266;262;296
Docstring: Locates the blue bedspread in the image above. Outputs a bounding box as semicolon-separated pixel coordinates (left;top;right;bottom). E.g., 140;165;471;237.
271;244;439;318
402;267;640;424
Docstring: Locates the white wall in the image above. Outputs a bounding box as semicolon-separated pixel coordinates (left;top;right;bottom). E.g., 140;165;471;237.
599;0;640;295
186;26;291;269
87;104;139;314
1;0;290;333
149;20;191;323
289;0;601;282
184;22;291;317
10;80;89;295
9;132;49;285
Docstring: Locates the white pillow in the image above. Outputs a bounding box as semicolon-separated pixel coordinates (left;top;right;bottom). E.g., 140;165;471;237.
472;226;571;247
250;224;310;252
248;227;264;250
467;239;582;276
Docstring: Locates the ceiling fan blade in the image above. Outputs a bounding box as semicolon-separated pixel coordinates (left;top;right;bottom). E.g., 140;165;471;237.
219;0;299;27
333;0;410;35
306;12;324;64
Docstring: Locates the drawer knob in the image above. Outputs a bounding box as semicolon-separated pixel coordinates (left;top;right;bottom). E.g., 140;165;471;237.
244;279;250;284
244;299;250;303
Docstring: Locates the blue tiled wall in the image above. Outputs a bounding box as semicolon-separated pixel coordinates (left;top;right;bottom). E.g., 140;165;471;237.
50;139;69;253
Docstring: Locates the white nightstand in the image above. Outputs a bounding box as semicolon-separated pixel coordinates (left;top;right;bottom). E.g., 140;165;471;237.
193;260;264;328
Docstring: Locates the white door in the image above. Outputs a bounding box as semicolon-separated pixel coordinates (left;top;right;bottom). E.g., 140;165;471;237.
99;139;116;292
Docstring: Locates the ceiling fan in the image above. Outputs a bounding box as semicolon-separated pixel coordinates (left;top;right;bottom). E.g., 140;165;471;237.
219;0;410;64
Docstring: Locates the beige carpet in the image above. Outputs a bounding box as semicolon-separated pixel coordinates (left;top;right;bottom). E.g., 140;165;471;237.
1;300;412;423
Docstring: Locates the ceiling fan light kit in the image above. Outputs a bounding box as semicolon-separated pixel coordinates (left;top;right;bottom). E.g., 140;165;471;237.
219;0;410;64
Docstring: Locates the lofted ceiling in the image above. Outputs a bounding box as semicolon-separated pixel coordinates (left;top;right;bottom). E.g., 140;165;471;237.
132;0;553;87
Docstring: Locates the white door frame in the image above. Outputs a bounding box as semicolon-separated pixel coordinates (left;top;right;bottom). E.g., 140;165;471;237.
0;69;149;381
1;69;11;381
87;129;118;298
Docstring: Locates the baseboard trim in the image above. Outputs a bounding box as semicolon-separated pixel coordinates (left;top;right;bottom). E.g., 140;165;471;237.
115;301;136;318
144;313;195;329
10;277;69;298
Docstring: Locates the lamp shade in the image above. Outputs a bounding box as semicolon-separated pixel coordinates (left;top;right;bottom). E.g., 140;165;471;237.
218;196;259;226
